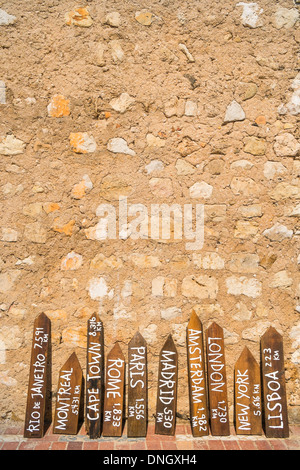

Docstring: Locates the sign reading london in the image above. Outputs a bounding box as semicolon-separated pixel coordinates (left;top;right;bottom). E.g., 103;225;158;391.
206;322;230;436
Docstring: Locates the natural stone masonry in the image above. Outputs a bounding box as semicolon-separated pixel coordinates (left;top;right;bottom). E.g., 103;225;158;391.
0;0;299;429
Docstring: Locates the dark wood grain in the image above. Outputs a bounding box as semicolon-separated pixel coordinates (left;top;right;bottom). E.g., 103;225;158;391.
53;352;83;435
155;334;178;436
102;342;125;437
206;322;230;436
186;310;209;436
234;346;262;435
128;331;148;437
86;313;104;438
261;327;289;438
24;313;51;438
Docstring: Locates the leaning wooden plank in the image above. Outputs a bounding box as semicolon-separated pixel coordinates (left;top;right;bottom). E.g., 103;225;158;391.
261;326;289;438
206;322;230;436
186;310;209;436
234;346;262;435
155;334;178;436
102;342;125;437
53;352;83;435
24;313;51;438
128;331;148;437
86;313;104;438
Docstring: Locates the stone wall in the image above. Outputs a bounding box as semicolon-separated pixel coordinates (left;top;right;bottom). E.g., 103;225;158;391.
0;0;299;425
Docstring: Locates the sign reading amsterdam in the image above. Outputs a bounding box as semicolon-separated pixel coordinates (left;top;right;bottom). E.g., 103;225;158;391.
53;352;83;435
206;322;230;436
261;327;289;438
86;313;104;438
102;343;125;437
128;332;148;437
24;313;51;438
234;347;262;435
155;334;178;436
186;310;209;436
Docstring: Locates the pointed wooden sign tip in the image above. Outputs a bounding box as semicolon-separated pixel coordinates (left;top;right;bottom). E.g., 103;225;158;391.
110;341;124;358
190;308;198;318
88;312;100;321
35;312;51;325
164;333;176;348
61;351;82;372
188;309;199;324
130;330;143;342
240;346;252;358
262;325;282;340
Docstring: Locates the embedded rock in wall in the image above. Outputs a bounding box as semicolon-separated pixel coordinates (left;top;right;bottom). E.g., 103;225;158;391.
0;135;25;155
274;133;300;157
65;7;93;27
0;8;16;25
182;275;218;299
224;100;245;123
69;132;97;153
278;73;300;116
236;2;264;28
226;276;262;298
272;7;299;29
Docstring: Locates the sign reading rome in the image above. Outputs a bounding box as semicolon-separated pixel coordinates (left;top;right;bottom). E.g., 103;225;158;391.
102;343;125;437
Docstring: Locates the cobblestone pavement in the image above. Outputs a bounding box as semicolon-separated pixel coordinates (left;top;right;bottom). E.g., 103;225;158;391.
0;422;299;450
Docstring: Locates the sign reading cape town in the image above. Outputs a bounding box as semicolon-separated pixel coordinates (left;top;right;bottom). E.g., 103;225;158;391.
24;313;51;438
261;327;289;438
86;314;104;439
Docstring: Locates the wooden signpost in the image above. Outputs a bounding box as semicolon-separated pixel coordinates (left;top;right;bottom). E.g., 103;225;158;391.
24;313;51;438
155;334;178;436
186;310;209;436
128;331;148;437
261;327;289;438
234;347;262;435
53;352;83;435
102;342;125;437
86;313;104;438
206;322;230;436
